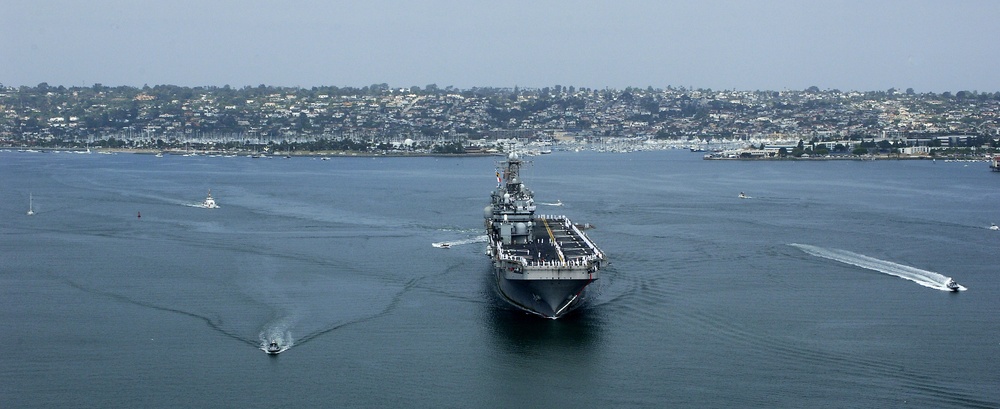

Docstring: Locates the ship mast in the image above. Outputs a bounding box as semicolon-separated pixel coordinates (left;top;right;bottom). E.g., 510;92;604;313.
488;153;535;245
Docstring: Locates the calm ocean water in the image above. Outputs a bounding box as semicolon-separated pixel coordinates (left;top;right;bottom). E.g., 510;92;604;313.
2;150;998;408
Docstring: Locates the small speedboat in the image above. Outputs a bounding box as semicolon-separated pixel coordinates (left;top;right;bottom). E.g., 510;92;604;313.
201;190;219;209
990;223;999;231
265;341;281;355
945;279;960;292
738;192;749;199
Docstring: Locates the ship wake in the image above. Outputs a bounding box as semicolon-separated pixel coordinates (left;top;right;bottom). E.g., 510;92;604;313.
433;235;487;248
258;312;296;354
258;324;293;354
790;243;965;291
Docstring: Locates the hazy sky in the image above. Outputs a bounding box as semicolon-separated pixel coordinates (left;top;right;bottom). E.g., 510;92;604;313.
3;0;998;92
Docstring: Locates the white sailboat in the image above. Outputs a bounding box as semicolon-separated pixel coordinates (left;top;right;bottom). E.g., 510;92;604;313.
27;193;35;216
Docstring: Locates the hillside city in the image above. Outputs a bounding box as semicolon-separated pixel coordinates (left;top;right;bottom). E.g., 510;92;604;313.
2;83;1000;157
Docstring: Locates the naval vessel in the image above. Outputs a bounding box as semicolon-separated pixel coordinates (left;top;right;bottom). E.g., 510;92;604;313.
484;153;606;318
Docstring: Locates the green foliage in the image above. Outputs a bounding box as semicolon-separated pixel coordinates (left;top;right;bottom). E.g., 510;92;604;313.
432;141;465;154
876;140;893;151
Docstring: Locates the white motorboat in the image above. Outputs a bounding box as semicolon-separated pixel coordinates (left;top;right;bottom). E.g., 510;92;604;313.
265;341;281;355
200;190;219;209
945;279;960;292
27;193;35;216
738;192;749;199
990;223;999;231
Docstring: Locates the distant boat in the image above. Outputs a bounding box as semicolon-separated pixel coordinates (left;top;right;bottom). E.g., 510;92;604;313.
990;223;999;231
27;193;34;216
945;278;960;292
265;341;282;355
200;190;219;209
738;192;750;199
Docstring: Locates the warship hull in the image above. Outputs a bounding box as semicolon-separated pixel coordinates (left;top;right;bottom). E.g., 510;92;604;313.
493;271;593;318
486;214;605;318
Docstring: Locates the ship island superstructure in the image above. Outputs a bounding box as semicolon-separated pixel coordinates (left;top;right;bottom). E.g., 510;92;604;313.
484;153;606;318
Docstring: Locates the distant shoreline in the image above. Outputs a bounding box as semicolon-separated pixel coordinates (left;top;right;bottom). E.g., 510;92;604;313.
0;146;503;158
4;146;993;163
703;154;939;161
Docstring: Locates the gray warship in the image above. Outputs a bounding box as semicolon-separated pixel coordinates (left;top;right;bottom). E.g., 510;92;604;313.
484;153;606;318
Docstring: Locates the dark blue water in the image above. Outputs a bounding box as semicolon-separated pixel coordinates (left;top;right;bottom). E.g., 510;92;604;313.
2;150;998;408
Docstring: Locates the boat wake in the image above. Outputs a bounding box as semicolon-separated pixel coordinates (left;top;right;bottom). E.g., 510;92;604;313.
258;325;293;355
790;243;966;292
539;200;564;207
183;203;219;209
432;235;488;248
63;269;409;356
